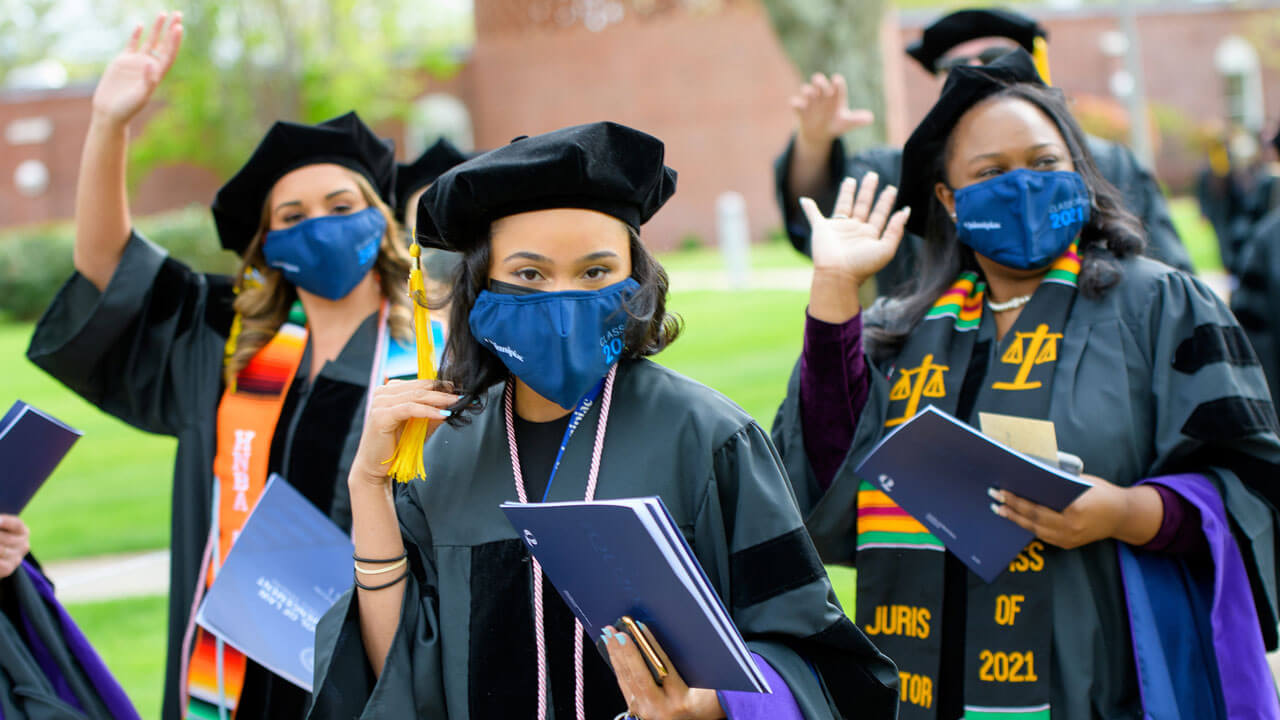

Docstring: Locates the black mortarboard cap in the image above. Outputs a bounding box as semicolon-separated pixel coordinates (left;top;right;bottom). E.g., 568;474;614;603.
212;111;396;254
394;137;469;223
415;121;677;252
897;49;1046;235
907;8;1048;74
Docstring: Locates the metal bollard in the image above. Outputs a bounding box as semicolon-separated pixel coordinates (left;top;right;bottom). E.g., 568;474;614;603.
717;191;750;290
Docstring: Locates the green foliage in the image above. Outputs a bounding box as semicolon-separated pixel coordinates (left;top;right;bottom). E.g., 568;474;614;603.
0;0;57;85
129;0;463;182
0;206;237;322
678;233;705;252
1169;196;1224;274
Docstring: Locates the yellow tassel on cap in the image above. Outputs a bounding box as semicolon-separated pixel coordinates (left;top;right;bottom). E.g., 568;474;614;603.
1032;36;1052;86
384;243;439;483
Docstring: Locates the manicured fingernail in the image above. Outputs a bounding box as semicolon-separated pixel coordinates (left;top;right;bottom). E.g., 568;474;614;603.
615;631;627;646
991;502;1004;517
601;627;613;644
438;409;452;418
638;621;649;632
987;487;1003;502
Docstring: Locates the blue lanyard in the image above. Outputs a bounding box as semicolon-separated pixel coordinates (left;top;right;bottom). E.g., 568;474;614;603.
540;377;607;503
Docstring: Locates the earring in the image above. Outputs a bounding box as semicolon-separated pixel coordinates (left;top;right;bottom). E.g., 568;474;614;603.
950;212;957;222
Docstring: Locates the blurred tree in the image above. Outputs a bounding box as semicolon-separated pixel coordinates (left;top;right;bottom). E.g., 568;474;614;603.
131;0;463;180
0;0;59;87
757;0;890;148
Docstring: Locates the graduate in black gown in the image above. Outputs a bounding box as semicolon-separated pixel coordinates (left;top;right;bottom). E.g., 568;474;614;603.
26;13;420;719
308;122;900;720
394;137;469;238
772;50;1280;719
1232;129;1280;410
0;515;140;719
774;7;1193;294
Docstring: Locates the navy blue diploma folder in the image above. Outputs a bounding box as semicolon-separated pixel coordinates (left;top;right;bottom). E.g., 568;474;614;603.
501;497;770;693
856;406;1092;583
0;401;82;514
196;475;354;690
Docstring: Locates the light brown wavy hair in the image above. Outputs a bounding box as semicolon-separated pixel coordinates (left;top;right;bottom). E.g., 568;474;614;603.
223;171;413;386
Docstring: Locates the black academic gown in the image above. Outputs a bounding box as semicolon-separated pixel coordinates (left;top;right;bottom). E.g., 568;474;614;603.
25;233;378;720
772;136;1194;295
0;559;136;719
308;359;901;720
772;254;1280;718
1232;206;1280;410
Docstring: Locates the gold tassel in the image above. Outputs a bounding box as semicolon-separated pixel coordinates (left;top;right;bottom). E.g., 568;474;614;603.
384;243;439;483
1032;36;1052;86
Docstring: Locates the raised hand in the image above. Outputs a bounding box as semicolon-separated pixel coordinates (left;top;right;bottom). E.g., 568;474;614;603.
801;173;910;285
92;12;184;126
790;73;875;152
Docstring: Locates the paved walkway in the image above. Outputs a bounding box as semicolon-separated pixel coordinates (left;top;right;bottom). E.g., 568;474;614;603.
44;550;169;604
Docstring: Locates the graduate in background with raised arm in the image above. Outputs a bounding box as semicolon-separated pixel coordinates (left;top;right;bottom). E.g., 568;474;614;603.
0;515;140;719
26;12;421;719
307;122;899;720
771;49;1280;719
774;7;1193;296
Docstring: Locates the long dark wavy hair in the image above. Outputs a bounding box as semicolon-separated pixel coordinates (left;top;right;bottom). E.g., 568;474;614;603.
866;82;1146;360
437;225;682;425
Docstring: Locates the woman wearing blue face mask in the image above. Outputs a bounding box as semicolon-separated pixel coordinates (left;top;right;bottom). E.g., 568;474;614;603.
771;49;1280;720
26;13;418;720
306;121;900;720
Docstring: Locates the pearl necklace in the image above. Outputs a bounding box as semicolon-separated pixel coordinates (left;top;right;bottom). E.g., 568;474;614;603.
986;293;1033;313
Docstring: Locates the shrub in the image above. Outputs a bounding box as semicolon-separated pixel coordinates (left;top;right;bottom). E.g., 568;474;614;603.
0;205;238;322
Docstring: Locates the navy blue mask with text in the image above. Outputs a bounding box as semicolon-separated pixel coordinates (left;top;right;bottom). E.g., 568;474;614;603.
263;207;385;300
953;169;1090;270
469;278;639;409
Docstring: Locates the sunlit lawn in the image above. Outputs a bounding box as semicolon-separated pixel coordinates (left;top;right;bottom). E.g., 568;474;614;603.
65;595;168;720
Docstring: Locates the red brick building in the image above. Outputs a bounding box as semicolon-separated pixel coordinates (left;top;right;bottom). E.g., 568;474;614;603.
3;0;1278;248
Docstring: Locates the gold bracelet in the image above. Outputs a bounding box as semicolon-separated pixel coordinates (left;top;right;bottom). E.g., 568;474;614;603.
355;557;408;575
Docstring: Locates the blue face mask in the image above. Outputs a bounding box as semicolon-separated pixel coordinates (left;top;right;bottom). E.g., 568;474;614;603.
469;278;639;409
263;207;386;300
953;169;1090;270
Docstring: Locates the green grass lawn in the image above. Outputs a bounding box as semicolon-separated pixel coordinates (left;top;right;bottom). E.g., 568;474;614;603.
66;594;168;719
0;323;175;563
1169;196;1223;274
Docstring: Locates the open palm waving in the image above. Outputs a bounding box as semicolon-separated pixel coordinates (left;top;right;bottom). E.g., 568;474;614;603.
801;173;910;323
93;12;184;125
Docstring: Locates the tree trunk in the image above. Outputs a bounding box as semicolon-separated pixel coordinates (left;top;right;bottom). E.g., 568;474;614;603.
757;0;889;150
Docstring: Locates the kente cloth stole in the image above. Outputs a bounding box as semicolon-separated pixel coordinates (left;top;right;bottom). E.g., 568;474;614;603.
184;303;414;718
855;245;1079;719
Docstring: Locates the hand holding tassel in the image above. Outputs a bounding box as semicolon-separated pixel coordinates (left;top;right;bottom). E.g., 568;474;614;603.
350;380;458;488
354;242;451;485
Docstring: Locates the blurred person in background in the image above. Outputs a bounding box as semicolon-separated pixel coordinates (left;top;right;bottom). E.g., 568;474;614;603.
774;7;1193;298
25;12;424;720
1231;128;1280;412
394;137;469;346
